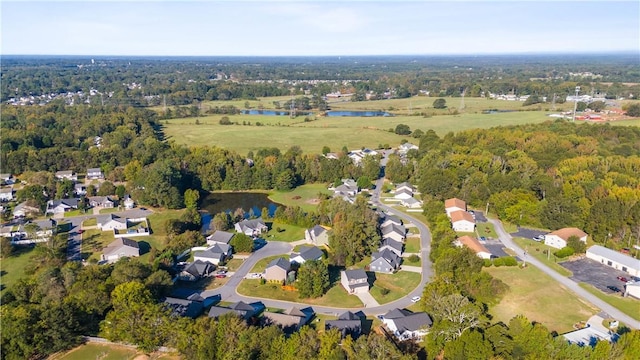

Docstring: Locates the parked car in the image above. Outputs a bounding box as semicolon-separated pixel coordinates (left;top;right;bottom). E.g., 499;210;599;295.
411;296;421;303
479;236;487;241
607;285;621;293
617;276;628;282
215;274;226;279
532;235;544;242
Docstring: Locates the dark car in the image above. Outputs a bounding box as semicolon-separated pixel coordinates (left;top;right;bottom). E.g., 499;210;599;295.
617;276;628;282
607;285;621;293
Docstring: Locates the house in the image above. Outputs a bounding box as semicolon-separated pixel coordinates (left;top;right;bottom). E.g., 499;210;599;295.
381;215;402;228
46;198;79;214
445;198;467;217
234;218;268;237
586;245;640;277
305;225;329;246
74;184;87;196
393;188;414;200
341;269;369;294
0;173;15;185
290;245;324;264
123;196;135;209
12;201;40;218
401;197;422;209
382;308;432;341
55;170;77;182
370;249;402;273
101;238;140;262
398;142;419;154
624;281;640;299
332;179;359;197
347;149;378;165
544;227;588;249
394;182;416;193
262;307;315;334
97;214;128;231
381;223;406;242
264;257;291;282
206;230;235;246
325;311;363;339
177;260;215;282
8;219;57;243
86;168;104;180
379;238;404;257
0;187;14;202
324;152;339;160
562;326;617;346
193;244;232;265
163;297;204;318
450;210;475;232
457;235;493;259
208;301;265;320
88;196;115;208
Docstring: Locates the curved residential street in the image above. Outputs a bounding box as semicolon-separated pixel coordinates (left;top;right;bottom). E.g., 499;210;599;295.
490;218;640;329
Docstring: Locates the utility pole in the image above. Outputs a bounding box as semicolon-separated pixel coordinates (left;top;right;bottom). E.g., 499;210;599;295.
572;86;580;122
485;202;489;216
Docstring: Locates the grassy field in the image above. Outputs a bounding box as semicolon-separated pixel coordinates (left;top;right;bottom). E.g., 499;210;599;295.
404;237;421;253
50;343;179;360
485;266;598;334
268;183;332;212
265;222;306;242
237;279;363;308
81;228;165;263
369;271;421;304
0;246;39;292
512;237;573;277
579;283;640;322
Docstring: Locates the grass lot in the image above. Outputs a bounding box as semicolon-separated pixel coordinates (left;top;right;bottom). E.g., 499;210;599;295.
268;183;332;212
225;258;244;272
50;343;179;360
402;255;421;267
81;229;165;263
63;209;85;217
99;207;120;214
485;266;598;334
237;279;363;308
146;209;185;237
266;222;305;242
476;222;498;239
0;246;39;292
369;271;421;304
82;218;97;227
579;283;640;322
404;237;420;253
512;237;573;276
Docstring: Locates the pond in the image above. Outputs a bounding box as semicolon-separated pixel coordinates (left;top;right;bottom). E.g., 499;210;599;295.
200;192;280;218
241;109;312;116
325;110;393;117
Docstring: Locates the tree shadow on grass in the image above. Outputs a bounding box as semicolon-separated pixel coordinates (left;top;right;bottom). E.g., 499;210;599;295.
138;240;151;255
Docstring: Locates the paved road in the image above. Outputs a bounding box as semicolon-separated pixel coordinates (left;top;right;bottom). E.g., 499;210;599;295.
490;218;640;329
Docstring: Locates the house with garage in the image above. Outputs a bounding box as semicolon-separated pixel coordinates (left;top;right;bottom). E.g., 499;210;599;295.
89;196;115;208
544;227;588;249
262;307;315;334
341;269;369;294
369;249;402;274
393;188;414;201
206;230;235;246
382;223;406;242
177;260;215;282
0;187;14;202
381;215;402;228
331;178;359;197
305;225;330;246
382;308;432;341
401;197;422;209
208;301;265;320
264;257;291;283
12;201;40;218
445;198;467;217
290;245;324;264
325;311;363;339
86;168;104;180
379;238;404;257
55;170;78;182
234;218;268;237
46;198;79;215
456;235;493;259
450;210;475;232
97;214;128;231
101;238;140;263
586;245;640;277
193;244;232;265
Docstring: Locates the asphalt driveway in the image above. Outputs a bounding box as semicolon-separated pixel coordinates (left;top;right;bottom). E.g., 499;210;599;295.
560;258;632;295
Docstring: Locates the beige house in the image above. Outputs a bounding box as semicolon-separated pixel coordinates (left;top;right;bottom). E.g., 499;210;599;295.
305;225;329;246
102;238;140;263
264;257;291;283
341;269;369;294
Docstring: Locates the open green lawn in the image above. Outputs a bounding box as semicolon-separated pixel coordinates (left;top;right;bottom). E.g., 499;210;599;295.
0;246;39;292
476;222;499;239
265;222;306;242
63;209;85;217
50;343;180;360
404;237;420;253
81;229;165;263
146;209;185;237
402;255;421;267
225;258;244;272
579;283;640;322
237;279;363;308
512;237;573;276
485;266;598;334
369;271;421;304
250;255;286;273
99;207;120;214
268;183;332;212
82;218;97;227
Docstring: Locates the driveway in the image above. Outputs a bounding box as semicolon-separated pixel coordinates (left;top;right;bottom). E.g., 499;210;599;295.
510;227;547;240
355;291;380;308
560;258;632;295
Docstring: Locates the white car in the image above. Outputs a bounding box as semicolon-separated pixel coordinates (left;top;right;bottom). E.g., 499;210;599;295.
411;296;421;303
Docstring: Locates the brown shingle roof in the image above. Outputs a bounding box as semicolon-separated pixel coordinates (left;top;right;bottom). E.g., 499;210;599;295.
458;235;490;255
450;210;474;223
549;227;587;241
445;198;466;210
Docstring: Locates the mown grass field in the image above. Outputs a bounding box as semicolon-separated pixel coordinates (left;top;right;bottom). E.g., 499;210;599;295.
369;271;421;304
265;222;306;242
0;246;39;292
485;265;598;334
268;183;332;212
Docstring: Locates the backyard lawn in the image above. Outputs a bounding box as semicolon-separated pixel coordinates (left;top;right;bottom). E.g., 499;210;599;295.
485;265;598;334
265;222;306;242
369;271;421;304
268;183;332;212
237;279;363;308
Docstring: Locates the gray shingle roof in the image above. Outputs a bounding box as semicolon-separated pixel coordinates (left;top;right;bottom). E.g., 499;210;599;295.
587;245;640;272
207;230;235;244
267;257;291;271
393;312;432;332
344;269;367;281
298;246;324;261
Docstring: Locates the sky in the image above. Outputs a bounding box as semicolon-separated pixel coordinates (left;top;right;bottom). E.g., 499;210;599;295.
2;0;639;56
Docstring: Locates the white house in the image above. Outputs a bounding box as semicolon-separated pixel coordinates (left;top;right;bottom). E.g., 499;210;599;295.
398;143;419;154
544;227;588;249
86;168;104;180
97;214;128;231
332;179;359;197
381;215;402;228
234;218;268;237
381;223;406;242
123;196;135;209
456;235;493;259
393;188;414;200
586;245;640;277
305;225;329;246
13;201;40;218
206;230;235;246
445;198;466;217
394;182;416;194
290;245;324;264
46;198;79;214
341;269;369;294
401;197;422;209
55;170;78;182
450;210;475;232
382;308;432;341
193;244;232;265
102;238;140;263
0;188;14;202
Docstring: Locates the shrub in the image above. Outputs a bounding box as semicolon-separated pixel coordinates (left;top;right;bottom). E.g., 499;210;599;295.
554;247;575;258
502;256;518;266
380;287;390;296
408;254;420;263
483;259;493;267
493;257;505;267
